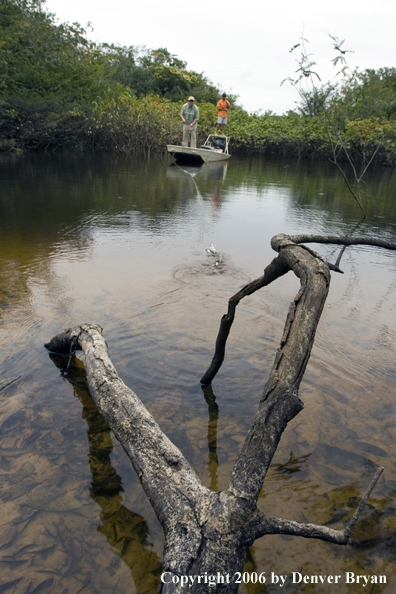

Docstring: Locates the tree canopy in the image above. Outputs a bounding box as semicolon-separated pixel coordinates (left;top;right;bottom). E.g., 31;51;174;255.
101;45;222;103
296;68;396;122
0;0;107;105
0;0;222;107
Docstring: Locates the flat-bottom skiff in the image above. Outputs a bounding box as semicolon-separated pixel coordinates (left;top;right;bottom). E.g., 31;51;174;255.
167;134;231;164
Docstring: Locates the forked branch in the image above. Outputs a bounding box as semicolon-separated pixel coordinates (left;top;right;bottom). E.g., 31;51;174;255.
202;234;396;386
45;232;390;591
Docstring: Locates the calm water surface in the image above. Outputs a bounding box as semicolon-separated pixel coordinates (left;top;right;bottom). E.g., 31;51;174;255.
1;152;396;594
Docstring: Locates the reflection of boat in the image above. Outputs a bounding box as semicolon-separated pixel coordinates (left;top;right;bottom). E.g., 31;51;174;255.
167;135;231;164
166;160;228;181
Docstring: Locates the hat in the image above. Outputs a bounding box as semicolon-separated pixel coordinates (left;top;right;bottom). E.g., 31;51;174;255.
188;96;195;101
222;92;227;97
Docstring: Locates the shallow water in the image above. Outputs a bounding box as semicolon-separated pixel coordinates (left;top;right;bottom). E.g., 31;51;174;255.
1;152;396;593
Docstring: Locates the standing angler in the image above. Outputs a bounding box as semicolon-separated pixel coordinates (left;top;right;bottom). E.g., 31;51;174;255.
216;92;231;135
180;96;199;148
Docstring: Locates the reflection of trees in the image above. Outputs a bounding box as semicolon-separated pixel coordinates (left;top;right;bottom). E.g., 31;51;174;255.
225;157;396;224
0;152;184;235
51;354;163;592
2;153;395;237
0;152;181;316
2;152;395;305
0;151;218;317
2;150;395;328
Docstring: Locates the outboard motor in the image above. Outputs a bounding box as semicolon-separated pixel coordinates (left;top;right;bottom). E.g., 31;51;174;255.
213;137;226;151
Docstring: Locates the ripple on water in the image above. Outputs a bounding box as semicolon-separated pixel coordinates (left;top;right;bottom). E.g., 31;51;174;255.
173;251;251;283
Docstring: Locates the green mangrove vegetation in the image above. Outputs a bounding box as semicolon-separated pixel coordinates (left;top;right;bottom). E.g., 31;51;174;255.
1;0;396;163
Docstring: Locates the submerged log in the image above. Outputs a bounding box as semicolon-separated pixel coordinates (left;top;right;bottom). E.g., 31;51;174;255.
45;233;394;593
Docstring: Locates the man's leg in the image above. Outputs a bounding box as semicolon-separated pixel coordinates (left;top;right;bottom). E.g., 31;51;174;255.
190;129;197;148
182;126;189;146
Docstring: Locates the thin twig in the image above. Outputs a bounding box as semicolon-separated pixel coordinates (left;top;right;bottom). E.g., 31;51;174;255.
334;215;365;269
357;144;380;182
344;466;384;539
251;466;384;544
330;157;366;219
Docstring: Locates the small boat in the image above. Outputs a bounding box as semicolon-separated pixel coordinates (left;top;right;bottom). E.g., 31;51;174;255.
167;134;231;165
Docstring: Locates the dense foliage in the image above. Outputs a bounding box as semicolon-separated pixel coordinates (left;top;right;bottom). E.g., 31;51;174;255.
0;0;106;103
326;68;396;122
292;68;396;164
1;0;396;164
0;0;224;151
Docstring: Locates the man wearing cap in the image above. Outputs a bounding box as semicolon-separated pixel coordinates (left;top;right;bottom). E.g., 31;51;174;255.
216;93;231;135
180;96;199;148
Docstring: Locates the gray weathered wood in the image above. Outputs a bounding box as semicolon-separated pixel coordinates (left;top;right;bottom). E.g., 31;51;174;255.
45;234;389;593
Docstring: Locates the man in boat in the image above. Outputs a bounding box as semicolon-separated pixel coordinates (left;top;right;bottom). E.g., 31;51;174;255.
180;96;199;148
216;93;231;135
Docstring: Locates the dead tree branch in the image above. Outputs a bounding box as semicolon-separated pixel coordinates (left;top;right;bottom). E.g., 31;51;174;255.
45;232;391;593
250;465;384;543
228;234;331;502
200;255;289;385
45;324;210;577
288;234;396;250
202;234;396;386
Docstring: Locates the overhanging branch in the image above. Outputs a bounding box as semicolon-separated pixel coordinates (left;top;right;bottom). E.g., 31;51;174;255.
288;234;396;250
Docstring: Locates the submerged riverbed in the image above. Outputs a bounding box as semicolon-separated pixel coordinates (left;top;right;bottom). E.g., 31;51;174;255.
1;152;396;594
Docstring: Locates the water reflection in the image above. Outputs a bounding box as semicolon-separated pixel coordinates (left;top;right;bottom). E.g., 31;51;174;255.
202;385;219;492
52;353;163;593
166;161;228;217
1;152;396;593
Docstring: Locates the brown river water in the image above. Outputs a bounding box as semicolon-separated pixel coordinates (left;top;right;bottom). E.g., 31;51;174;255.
1;152;396;594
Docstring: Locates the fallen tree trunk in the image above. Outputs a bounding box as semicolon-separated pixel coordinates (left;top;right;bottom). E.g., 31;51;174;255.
45;233;394;593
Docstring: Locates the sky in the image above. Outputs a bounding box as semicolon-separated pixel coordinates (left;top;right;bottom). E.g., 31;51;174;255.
44;0;396;114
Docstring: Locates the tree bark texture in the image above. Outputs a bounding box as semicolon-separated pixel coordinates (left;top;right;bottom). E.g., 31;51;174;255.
45;234;391;593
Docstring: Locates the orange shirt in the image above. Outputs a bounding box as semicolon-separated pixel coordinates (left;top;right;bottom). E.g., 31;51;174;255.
217;99;231;118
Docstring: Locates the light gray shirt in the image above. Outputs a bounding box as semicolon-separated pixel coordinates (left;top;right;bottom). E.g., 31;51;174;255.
180;103;199;129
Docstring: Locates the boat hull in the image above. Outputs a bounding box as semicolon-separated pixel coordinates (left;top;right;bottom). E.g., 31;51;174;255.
167;145;231;164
